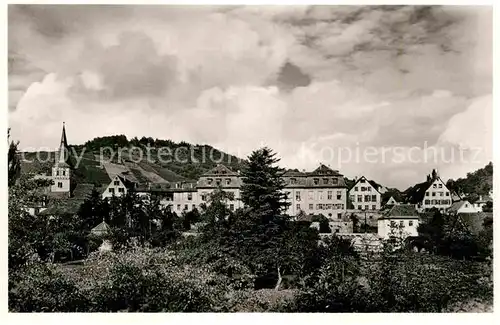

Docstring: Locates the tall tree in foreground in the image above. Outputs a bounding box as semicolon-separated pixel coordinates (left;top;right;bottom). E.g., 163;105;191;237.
240;147;289;218
8;128;21;187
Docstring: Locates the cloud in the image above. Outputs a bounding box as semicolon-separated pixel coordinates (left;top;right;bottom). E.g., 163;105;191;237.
8;5;492;189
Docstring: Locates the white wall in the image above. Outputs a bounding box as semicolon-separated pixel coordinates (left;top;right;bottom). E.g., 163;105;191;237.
284;188;347;218
457;201;481;213
102;176;128;199
377;218;419;239
50;166;71;193
349;177;381;210
421;179;452;211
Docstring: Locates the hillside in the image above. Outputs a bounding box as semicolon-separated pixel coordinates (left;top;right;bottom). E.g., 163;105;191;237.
445;162;493;201
20;135;247;187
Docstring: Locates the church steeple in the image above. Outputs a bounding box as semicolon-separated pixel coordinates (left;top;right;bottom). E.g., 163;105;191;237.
51;122;71;195
57;122;69;165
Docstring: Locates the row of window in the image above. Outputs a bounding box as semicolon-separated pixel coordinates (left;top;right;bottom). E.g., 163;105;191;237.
172;203;236;211
109;187;125;194
291;190;343;201
432;183;444;189
289;178;340;185
424;199;451;205
390;220;415;227
356;205;377;210
294;203;345;211
350;194;378;202
55;170;67;176
206;178;232;186
425;191;449;197
353;186;372;192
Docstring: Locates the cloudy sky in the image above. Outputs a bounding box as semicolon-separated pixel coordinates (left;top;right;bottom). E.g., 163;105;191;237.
8;5;492;189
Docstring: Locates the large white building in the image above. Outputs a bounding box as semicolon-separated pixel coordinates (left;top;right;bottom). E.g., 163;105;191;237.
348;176;383;211
116;163;348;219
282;164;348;219
407;169;452;212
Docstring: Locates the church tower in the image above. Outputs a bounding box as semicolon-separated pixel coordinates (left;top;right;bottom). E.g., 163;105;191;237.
51;122;71;194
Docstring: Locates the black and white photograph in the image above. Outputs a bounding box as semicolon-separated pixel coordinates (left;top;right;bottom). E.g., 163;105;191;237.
6;3;494;313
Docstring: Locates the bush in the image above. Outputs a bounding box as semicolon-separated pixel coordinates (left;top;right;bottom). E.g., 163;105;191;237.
9;263;88;312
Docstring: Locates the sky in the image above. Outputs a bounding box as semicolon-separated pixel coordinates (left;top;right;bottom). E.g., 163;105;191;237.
8;5;492;190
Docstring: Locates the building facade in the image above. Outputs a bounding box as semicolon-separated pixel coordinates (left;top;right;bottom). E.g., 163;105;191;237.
348;176;383;211
377;205;419;240
283;164;348;219
127;163;348;219
407;169;452;212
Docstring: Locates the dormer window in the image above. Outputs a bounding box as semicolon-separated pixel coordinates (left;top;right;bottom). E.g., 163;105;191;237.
313;178;319;185
207;178;213;185
290;178;297;185
216;178;222;186
332;178;338;185
114;180;120;186
323;178;329;185
360;179;366;183
226;178;231;185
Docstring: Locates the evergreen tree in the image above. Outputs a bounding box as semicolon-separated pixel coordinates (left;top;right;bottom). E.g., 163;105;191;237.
240;147;289;219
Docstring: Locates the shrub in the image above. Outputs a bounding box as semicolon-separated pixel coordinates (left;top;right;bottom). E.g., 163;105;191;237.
9;263;88;312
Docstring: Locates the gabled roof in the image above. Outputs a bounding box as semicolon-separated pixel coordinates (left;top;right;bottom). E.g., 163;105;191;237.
308;164;341;176
448;200;469;213
115;174;137;189
379;204;419;220
349;176;382;194
406;175;449;204
384;196;398;206
455;212;492;235
202;164;238;176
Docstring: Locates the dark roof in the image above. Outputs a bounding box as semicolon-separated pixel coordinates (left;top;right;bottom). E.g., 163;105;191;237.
202;164;238;176
72;183;95;199
380;204;418;220
47;191;71;199
406;181;431;204
406;175;449;204
456;212;492;235
56;161;70;168
448;200;469;213
308;164;341;176
283;169;306;177
38;199;84;216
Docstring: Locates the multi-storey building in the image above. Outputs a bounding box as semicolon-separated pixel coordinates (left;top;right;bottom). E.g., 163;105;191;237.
348;176;383;211
125;163;348;219
407;169;452;212
282;164;348;219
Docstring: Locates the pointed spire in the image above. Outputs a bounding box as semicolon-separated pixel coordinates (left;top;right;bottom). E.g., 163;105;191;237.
57;122;69;165
60;122;68;148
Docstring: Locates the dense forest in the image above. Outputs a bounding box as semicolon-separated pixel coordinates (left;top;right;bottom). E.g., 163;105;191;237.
446;162;493;202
